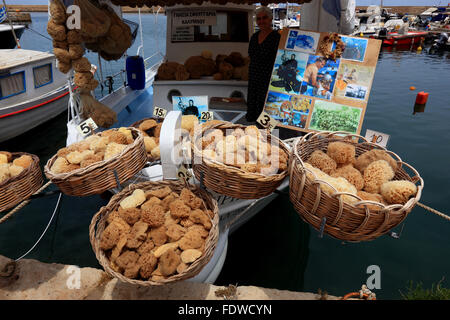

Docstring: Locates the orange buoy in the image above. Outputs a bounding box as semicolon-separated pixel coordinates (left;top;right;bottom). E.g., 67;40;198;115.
410;86;416;91
415;91;429;105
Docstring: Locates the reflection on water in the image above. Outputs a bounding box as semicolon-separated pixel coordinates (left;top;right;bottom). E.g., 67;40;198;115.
413;103;426;115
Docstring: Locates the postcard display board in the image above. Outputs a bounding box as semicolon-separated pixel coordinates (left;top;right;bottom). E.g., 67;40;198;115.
263;28;381;134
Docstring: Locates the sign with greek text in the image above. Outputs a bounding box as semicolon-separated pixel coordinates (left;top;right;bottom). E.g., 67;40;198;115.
172;10;217;27
172;26;194;42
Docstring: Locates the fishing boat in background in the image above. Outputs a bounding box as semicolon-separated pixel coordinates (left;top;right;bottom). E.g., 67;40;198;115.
0;49;71;143
380;30;428;46
0;4;31;49
0;24;26;49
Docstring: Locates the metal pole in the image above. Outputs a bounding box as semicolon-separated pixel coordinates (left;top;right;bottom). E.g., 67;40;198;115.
2;0;21;48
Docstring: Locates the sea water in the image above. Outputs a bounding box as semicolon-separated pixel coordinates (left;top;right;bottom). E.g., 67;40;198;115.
1;13;450;299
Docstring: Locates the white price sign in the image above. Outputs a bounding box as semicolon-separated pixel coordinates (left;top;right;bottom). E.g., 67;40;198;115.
257;112;279;132
200;111;214;121
76;118;98;136
177;165;193;182
365;129;390;148
153;107;167;119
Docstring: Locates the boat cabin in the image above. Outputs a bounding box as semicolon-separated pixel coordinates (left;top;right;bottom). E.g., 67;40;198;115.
153;2;255;114
0;49;66;109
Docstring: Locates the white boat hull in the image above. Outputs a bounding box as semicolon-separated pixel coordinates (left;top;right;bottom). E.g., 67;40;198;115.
0;85;70;143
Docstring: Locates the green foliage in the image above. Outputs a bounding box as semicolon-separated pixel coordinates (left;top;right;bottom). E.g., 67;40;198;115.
400;279;450;300
309;105;361;133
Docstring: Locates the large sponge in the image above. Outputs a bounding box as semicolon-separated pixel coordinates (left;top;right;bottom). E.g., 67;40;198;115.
363;160;395;193
380;180;417;205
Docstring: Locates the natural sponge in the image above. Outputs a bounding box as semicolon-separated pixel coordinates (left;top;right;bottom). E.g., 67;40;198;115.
120;189;146;209
355;149;398;173
327;141;356;165
380;180;417;205
304;163;357;204
332;164;364;190
363;160;395;193
356;191;385;210
307;150;337;175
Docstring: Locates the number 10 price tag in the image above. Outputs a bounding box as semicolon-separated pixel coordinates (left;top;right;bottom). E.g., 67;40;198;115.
365;129;390;148
257;111;278;132
77;118;98;137
153;107;167;119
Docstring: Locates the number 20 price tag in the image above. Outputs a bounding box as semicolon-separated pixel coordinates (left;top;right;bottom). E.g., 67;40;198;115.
153;107;167;119
200;111;214;121
77;118;98;137
365;129;390;148
257;111;278;132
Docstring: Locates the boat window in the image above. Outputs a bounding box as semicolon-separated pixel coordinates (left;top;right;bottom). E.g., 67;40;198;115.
0;71;26;100
172;11;249;43
33;63;53;88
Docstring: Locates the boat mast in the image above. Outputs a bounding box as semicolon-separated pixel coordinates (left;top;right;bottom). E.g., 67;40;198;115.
2;0;21;48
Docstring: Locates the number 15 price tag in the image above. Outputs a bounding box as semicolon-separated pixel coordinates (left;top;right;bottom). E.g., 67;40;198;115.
153;107;167;119
177;165;193;182
77;118;98;137
257;111;278;132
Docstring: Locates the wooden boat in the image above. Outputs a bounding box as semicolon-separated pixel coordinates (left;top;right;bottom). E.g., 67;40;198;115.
0;49;70;143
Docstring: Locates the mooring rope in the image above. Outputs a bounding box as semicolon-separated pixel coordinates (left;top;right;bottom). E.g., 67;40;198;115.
24;25;53;42
0;181;52;224
417;202;450;222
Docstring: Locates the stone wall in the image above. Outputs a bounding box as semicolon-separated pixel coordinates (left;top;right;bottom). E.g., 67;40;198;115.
0;255;338;300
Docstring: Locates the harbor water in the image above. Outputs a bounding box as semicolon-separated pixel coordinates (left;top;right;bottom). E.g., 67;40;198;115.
1;13;450;299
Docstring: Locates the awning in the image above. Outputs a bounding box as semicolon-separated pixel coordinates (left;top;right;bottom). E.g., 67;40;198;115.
110;0;312;8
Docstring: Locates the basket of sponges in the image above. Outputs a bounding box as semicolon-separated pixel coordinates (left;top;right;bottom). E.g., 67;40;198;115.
289;131;423;242
131;118;163;162
89;180;219;285
44;127;147;196
192;122;290;199
0;152;43;212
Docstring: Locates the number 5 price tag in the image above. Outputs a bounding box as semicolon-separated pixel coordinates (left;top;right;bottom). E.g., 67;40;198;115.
77;118;98;137
200;111;214;121
177;165;193;182
257;111;278;132
365;129;390;148
153;106;167;119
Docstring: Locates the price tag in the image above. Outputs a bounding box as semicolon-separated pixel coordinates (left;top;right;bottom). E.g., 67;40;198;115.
177;165;193;182
200;111;214;121
365;129;390;148
257;111;278;132
76;118;98;136
153;107;167;119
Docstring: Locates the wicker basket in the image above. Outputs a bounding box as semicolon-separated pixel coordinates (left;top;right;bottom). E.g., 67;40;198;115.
289;131;424;242
0;153;43;212
44;127;147;196
131;117;163;162
192;122;289;199
89;180;219;285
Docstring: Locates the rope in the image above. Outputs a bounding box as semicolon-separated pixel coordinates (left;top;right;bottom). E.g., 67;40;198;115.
15;192;62;262
417;202;450;222
24;25;52;42
0;181;52;224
